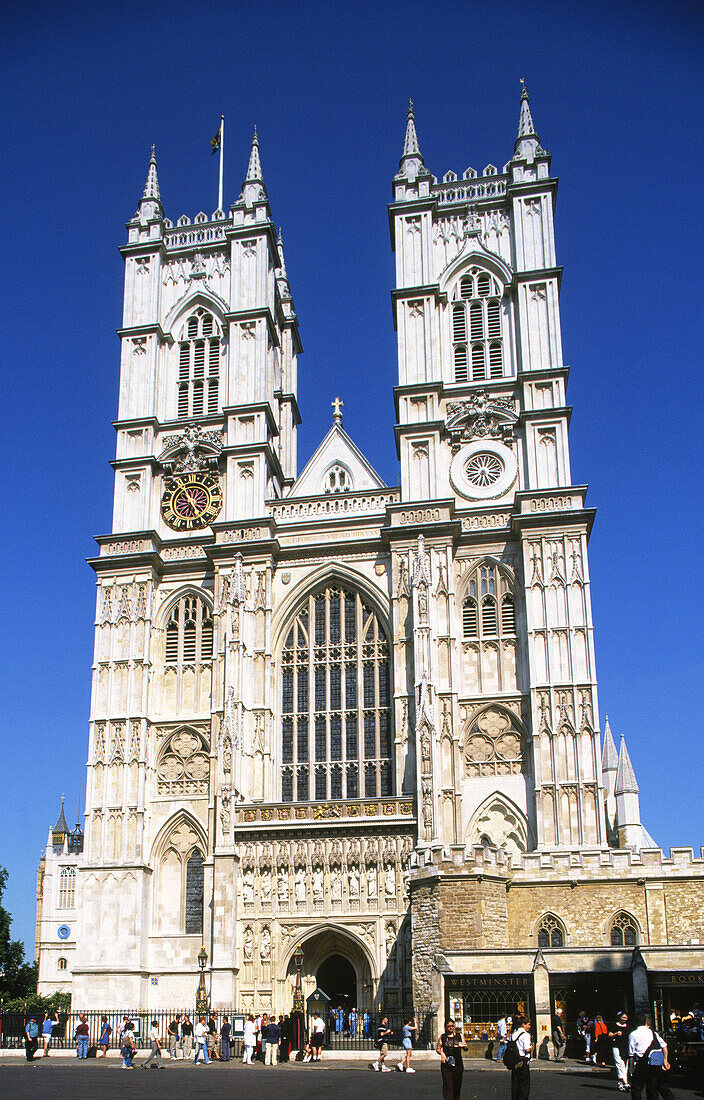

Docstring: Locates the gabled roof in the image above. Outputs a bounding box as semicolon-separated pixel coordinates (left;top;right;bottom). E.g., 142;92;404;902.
286;421;387;499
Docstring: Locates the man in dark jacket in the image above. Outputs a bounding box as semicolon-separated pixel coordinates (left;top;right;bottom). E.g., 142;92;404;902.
263;1016;281;1065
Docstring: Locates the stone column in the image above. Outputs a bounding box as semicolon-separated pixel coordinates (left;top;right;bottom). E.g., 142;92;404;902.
532;952;551;1059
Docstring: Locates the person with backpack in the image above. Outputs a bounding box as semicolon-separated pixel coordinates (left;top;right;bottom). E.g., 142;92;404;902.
628;1014;675;1100
24;1016;39;1061
371;1016;393;1072
120;1020;136;1069
503;1015;532;1100
436;1017;467;1098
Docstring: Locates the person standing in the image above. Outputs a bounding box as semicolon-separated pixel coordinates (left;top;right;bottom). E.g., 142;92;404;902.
372;1016;393;1072
397;1015;417;1072
436;1018;467;1099
98;1015;112;1057
280;1014;291;1062
243;1014;256;1063
220;1015;231;1061
142;1019;165;1069
207;1013;221;1060
310;1010;326;1061
194;1016;211;1064
349;1007;358;1039
510;1016;532;1100
608;1012;630;1091
167;1014;180;1060
496;1014;509;1062
264;1014;281;1064
628;1015;675;1100
576;1009;589;1061
551;1008;566;1062
74;1014;90;1059
180;1014;193;1059
24;1016;39;1061
41;1011;55;1057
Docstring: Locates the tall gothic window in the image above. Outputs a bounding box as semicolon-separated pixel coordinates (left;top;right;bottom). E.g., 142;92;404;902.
610;911;639;947
165;595;213;665
451;268;504;383
281;584;392;802
537;913;565;948
58;866;76;909
462;562;516;640
185;849;204;935
177;308;221;419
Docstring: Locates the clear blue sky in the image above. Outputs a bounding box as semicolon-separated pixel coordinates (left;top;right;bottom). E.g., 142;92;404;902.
1;0;702;952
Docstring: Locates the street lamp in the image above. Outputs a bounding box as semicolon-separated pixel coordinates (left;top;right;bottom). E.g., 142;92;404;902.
196;945;209;1015
293;945;304;1013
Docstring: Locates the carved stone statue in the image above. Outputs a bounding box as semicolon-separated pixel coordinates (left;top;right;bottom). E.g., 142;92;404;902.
261;869;272;902
349;864;360;899
260;925;271;961
312;867;324;899
331;867;342;901
242;868;254;904
385;865;396;898
277;869;289;903
295;866;306;902
366;867;378;898
243;925;254;961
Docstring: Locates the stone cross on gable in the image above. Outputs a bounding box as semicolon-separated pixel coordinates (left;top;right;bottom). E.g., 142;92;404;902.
332;397;343;423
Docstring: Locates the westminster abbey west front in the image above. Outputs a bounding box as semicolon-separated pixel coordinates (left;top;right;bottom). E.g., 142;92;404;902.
36;90;704;1045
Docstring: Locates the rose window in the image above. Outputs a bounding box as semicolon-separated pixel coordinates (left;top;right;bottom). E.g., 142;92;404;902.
465;452;503;487
464;706;524;777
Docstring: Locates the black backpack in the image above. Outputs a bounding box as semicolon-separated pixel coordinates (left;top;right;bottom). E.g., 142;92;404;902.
503;1032;525;1070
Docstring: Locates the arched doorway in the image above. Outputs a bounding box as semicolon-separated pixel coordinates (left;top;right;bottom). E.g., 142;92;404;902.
317;953;356;1010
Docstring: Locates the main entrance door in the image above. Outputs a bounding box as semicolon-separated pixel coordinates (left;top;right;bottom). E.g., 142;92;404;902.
317;953;357;1010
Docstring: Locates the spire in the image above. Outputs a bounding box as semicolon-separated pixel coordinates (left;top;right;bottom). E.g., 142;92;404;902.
601;715;619;773
615;736;639;796
513;79;546;162
138;144;163;219
240;126;267;205
276;227;291;297
397;99;426;182
53;795;69;836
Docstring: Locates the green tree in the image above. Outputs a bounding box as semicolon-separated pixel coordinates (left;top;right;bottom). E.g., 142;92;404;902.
0;867;37;1001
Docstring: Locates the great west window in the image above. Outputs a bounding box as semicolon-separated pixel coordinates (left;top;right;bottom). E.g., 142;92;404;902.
280;584;393;802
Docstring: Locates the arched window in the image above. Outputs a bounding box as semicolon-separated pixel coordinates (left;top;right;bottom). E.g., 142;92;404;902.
451;268;505;382
177;308;221;419
462;563;517;641
185;849;204;935
610;911;639;947
323;465;352;494
281;584;392;802
58;866;76;909
537;914;565;948
165;594;213;665
58;957;68;971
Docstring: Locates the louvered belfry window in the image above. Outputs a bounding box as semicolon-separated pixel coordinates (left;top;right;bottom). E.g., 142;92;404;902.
462;563;517;641
165;595;214;665
451;268;504;382
178;308;220;418
281;584;392;802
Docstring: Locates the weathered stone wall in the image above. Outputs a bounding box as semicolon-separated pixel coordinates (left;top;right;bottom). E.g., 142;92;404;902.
507;881;649;947
435;876;509;950
662;881;704;944
411;881;442;1006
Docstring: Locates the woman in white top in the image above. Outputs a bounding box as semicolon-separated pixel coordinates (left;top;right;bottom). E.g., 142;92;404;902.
243;1015;257;1064
194;1017;211;1064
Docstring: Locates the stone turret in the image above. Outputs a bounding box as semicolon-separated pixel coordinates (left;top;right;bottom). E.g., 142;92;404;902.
601;715;619;842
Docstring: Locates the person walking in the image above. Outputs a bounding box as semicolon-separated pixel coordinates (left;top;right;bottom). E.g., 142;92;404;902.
98;1015;112;1057
397;1015;417;1072
243;1014;256;1063
551;1008;566;1062
121;1020;136;1068
576;1009;589;1061
593;1014;608;1064
608;1011;630;1091
509;1016;532;1100
142;1019;165;1069
24;1016;39;1061
436;1018;467;1099
194;1016;211;1064
628;1014;676;1100
496;1014;509;1061
167;1014;180;1060
310;1010;326;1062
372;1016;393;1072
180;1014;193;1059
74;1014;90;1059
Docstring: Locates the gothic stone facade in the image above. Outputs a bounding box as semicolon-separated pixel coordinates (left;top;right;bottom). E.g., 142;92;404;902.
37;96;704;1040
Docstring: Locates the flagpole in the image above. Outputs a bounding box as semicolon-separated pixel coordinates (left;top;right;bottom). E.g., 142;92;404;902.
218;115;224;212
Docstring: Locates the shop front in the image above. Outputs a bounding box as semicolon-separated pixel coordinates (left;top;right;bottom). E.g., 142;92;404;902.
444;974;533;1057
649;971;704;1035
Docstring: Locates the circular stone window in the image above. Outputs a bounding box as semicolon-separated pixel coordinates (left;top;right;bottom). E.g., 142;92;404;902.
450;440;518;500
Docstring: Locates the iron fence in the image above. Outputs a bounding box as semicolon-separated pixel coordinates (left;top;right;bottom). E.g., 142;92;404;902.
0;1004;434;1052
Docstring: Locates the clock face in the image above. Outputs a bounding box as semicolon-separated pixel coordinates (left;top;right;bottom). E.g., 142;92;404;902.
161;472;223;531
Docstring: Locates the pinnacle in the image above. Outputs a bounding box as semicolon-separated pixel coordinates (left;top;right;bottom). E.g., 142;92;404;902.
615;735;639;796
277;226;288;279
53;795;69;835
517;78;537;138
245;125;263;181
601;715;619;772
141;144;161;202
403;97;422;159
